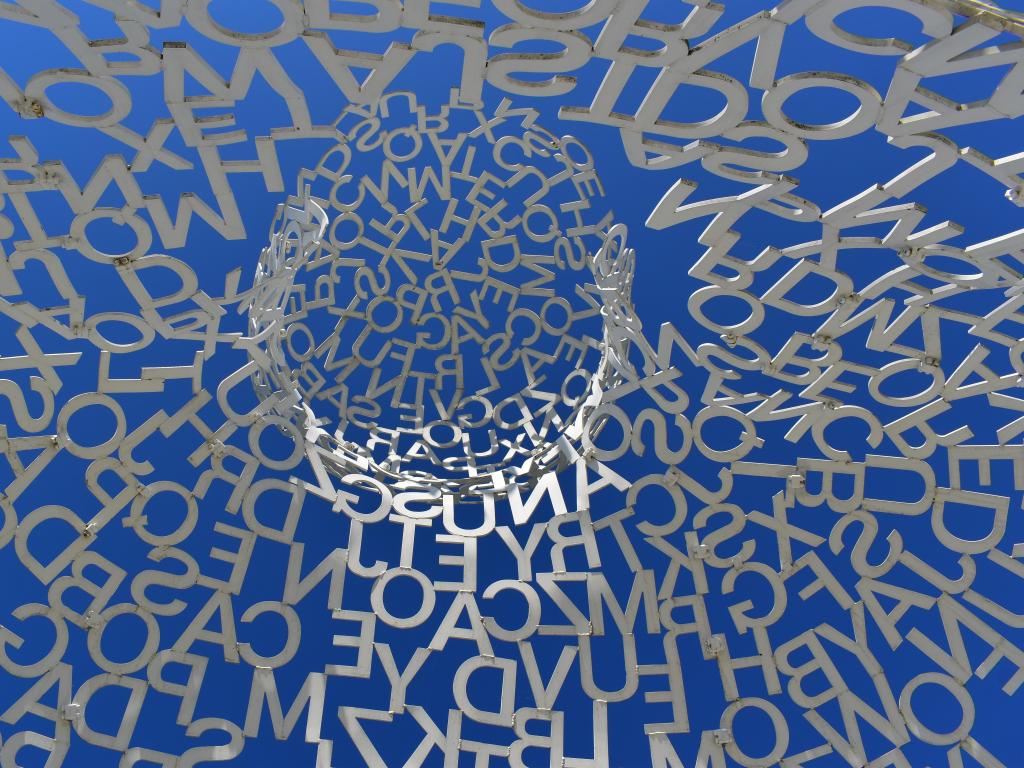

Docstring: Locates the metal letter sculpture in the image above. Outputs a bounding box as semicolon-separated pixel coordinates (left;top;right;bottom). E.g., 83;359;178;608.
247;102;637;497
0;1;1023;766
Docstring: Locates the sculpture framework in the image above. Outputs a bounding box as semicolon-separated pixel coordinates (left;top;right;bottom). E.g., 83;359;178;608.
247;99;639;499
0;1;1023;767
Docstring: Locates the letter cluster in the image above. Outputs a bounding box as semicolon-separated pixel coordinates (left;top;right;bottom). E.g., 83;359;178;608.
0;1;1022;767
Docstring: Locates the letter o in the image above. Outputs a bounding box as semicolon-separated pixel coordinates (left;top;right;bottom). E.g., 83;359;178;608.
57;393;127;459
490;0;618;30
128;481;199;547
328;210;363;249
184;0;304;47
87;604;161;675
868;358;944;408
25;69;131;128
383;126;423;162
84;312;156;354
720;698;789;767
693;405;760;462
899;672;974;745
688;285;765;336
762;72;882;140
371;568;436;628
248;416;304;470
70;208;153;264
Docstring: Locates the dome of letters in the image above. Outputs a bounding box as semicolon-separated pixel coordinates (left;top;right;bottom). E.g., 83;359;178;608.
4;1;1024;767
247;98;637;497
